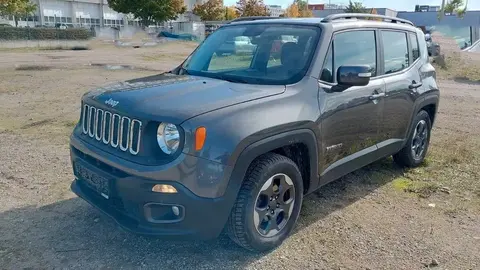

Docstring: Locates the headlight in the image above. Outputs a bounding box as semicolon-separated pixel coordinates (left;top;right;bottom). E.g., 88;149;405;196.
157;123;180;154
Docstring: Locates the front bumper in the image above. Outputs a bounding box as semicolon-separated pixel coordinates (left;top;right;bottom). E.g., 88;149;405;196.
69;135;236;240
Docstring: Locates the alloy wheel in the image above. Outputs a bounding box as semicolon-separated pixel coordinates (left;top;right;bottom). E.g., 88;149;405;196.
411;119;428;160
253;173;296;237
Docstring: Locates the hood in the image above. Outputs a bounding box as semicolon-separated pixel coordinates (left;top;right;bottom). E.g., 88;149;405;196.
83;73;285;124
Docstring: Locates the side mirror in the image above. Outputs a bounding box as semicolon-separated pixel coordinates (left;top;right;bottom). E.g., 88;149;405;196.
337;65;372;87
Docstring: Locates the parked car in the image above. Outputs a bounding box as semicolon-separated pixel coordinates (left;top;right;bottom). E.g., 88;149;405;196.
70;14;439;251
463;39;480;53
425;34;440;56
216;36;256;56
54;23;69;29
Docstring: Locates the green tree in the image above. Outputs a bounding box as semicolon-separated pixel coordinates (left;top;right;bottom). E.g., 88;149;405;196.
439;0;468;19
344;0;367;13
236;0;269;17
193;0;224;21
0;0;37;27
107;0;186;26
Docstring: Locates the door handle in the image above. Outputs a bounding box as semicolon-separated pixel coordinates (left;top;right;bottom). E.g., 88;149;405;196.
409;82;423;89
369;92;385;100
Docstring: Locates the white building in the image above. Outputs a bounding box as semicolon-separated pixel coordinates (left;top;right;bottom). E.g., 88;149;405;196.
1;0;203;28
266;5;284;17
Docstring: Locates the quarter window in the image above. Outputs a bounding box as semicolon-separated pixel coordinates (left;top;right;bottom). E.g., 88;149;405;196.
409;32;420;61
320;44;333;82
382;31;409;74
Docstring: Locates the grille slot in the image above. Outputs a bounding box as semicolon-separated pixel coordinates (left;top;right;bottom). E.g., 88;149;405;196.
82;104;142;155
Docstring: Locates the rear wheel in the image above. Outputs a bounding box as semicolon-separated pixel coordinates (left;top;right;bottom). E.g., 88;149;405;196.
226;153;303;252
394;110;432;167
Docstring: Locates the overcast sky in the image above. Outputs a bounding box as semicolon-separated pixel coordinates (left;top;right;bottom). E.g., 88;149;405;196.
223;0;479;11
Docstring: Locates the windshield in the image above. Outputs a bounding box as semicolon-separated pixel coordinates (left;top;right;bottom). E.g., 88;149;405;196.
182;24;321;85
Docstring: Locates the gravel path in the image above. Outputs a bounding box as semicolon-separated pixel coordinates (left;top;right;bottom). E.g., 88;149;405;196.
0;44;479;270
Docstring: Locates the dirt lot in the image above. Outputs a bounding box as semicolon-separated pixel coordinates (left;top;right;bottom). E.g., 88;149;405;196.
0;40;479;270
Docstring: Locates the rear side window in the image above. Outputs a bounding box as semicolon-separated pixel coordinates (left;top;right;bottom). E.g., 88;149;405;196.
382;31;409;74
409;33;420;61
320;30;377;83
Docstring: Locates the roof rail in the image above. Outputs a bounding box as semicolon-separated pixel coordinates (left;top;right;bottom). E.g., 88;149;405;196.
321;13;414;26
228;16;280;24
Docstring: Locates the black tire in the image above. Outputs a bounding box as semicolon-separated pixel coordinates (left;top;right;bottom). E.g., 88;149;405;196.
394;110;432;167
226;153;303;252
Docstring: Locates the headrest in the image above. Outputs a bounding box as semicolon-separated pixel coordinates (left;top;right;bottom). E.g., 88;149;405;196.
280;42;303;67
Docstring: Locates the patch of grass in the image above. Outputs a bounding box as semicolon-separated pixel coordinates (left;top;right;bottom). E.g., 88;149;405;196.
434;52;480;82
433;138;476;166
392;177;439;198
15;65;51;71
64;121;77;128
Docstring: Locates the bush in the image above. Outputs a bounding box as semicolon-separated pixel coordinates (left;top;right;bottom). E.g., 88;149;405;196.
0;27;92;41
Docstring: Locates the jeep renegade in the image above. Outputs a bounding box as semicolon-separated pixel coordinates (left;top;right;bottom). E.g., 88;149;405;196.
70;14;439;251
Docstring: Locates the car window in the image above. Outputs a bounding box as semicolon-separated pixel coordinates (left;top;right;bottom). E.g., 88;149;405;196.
184;24;321;85
209;36;257;71
320;43;333;83
409;33;420;61
333;31;377;79
382;31;409;74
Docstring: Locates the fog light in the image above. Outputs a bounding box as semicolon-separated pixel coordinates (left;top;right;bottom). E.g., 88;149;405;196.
152;184;177;193
172;206;180;216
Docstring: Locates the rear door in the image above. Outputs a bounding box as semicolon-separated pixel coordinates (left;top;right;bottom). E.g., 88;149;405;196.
318;29;386;183
378;30;421;155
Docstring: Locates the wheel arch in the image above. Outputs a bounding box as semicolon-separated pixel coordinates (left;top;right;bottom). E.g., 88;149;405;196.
404;92;439;146
223;129;319;203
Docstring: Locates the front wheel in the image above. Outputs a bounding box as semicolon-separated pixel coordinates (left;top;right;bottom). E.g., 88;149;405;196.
226;153;303;252
394;110;432;167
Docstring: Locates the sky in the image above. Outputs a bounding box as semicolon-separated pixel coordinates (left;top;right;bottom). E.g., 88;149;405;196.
223;0;480;11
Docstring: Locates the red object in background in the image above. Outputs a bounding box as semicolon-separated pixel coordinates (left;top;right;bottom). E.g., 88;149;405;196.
308;4;325;10
271;40;282;53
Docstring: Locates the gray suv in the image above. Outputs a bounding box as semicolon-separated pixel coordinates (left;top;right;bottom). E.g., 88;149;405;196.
70;14;439;251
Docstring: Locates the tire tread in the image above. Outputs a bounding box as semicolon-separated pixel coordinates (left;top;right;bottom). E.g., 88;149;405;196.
226;153;299;251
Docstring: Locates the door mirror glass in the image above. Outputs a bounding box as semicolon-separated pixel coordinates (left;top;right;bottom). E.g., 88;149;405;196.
337;65;372;87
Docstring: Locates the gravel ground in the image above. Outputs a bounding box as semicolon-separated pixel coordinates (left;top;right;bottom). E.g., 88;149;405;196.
0;41;479;270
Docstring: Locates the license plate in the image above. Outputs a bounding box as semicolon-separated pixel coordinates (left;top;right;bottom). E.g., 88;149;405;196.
74;162;110;199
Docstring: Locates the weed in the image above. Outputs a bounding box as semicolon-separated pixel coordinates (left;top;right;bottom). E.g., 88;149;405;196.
392;177;439;198
64;121;77;128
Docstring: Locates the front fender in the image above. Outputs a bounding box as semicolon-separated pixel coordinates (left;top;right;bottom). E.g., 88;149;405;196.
223;129;320;198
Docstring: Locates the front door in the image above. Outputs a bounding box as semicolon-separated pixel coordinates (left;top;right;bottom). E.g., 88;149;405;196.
317;29;386;184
